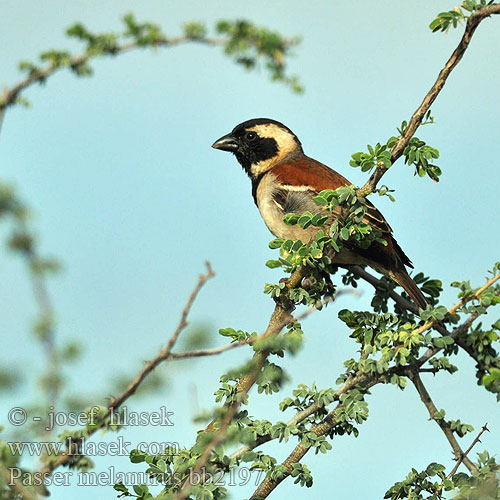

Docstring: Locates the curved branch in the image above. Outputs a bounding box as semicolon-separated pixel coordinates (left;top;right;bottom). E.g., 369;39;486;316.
357;4;500;196
0;36;221;134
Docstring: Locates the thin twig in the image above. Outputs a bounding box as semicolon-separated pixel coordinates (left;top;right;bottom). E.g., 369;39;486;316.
418;367;441;374
443;423;489;484
409;370;477;473
413;271;500;338
415;310;483;368
173;382;252;500
169;292;351;361
230;387;329;461
170;342;245;360
40;262;215;476
0;30;299;136
108;262;215;410
12;217;62;437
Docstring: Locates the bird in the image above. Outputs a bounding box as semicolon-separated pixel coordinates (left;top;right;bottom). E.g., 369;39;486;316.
212;118;428;310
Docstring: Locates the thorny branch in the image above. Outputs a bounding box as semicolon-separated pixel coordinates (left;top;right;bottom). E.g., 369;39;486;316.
442;423;489;487
413;271;500;337
247;309;491;500
169;293;353;499
173;274;361;498
229;303;491;463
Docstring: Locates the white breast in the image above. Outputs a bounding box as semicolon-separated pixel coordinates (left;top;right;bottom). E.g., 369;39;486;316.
255;173;310;241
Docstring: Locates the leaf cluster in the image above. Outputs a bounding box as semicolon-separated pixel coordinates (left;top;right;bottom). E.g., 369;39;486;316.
429;1;499;33
385;452;500;500
216;20;302;92
265;186;387;284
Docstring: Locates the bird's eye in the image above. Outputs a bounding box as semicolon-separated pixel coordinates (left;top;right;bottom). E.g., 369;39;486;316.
245;131;257;141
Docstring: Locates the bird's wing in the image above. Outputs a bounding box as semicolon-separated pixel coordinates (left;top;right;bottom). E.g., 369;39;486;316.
271;156;393;235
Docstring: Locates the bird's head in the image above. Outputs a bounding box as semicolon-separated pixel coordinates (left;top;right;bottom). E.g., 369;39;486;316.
212;118;303;178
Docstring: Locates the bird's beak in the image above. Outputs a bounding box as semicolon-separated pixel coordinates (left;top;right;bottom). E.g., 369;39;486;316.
212;133;239;152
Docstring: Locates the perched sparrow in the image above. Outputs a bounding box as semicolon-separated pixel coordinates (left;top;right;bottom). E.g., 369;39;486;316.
212;118;427;309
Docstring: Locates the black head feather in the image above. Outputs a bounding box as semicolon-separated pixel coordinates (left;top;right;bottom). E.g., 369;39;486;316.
213;118;302;176
230;118;301;147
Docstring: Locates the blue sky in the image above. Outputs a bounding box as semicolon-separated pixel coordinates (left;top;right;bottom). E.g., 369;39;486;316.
1;1;499;498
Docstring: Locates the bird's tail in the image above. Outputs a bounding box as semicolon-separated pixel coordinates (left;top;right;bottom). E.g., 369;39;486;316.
388;269;428;310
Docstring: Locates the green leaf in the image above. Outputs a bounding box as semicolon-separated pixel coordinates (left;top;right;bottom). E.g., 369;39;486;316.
266;259;282;269
268;238;283;249
340;227;350;240
283;213;300;225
